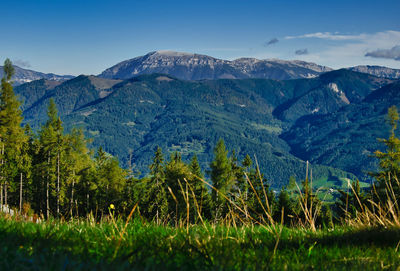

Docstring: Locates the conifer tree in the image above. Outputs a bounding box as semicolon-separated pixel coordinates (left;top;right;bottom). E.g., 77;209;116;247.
38;99;65;218
209;139;233;219
238;154;253;201
146;146;168;223
230;149;245;196
164;152;191;220
189;154;212;220
371;105;400;202
189;155;203;179
0;59;27;209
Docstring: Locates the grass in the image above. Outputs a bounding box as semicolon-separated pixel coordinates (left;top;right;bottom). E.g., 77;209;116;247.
1;217;400;270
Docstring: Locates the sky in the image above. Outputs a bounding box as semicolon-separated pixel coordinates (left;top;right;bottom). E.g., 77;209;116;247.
1;0;400;75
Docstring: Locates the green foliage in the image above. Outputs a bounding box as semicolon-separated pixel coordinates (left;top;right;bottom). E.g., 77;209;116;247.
144;147;168;222
94;147;127;215
209;139;234;218
189;154;203;179
3;59;14;81
0;59;27;207
371;106;400;182
367;105;400;206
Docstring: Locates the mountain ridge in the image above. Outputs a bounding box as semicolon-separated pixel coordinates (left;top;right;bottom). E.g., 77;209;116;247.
4;52;400;85
99;50;333;81
99;50;400;81
0;65;74;86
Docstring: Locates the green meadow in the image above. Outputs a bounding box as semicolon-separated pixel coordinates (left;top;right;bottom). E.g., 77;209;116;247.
1;217;400;270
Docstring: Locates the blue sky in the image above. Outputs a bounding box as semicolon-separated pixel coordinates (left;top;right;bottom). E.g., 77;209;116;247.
1;0;400;75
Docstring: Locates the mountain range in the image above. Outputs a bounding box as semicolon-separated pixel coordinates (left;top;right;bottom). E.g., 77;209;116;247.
6;51;400;85
8;51;400;188
0;65;74;86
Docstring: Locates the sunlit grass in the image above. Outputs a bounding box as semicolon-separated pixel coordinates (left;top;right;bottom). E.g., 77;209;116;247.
1;217;399;270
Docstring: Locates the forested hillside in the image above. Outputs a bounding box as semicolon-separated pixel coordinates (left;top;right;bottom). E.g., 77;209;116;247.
282;81;400;180
12;71;389;188
12;69;397;187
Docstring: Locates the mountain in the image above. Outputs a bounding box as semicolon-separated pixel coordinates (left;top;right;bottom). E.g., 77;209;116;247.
99;51;333;81
0;65;74;86
272;69;393;123
17;71;385;188
17;76;121;126
281;81;400;180
348;65;400;79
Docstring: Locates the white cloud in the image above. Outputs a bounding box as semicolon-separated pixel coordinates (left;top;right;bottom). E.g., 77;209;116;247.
284;30;400;68
285;32;367;41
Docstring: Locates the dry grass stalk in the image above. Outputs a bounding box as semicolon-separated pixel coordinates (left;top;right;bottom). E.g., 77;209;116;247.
345;173;400;228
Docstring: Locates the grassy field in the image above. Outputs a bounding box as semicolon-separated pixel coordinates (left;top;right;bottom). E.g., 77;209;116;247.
1;217;400;270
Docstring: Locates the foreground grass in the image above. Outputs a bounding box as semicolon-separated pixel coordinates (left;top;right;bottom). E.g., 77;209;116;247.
0;217;400;270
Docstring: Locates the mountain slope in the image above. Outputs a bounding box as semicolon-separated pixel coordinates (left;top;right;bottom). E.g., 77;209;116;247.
16;76;121;126
99;51;333;81
273;69;393;123
281;81;400;180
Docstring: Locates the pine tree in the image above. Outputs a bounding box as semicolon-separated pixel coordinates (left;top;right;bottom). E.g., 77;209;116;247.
146;146;168;223
0;59;27;209
370;105;400;202
38;99;65;218
189;155;212;220
230;150;245;196
209;139;233;219
164;152;190;220
189;155;203;179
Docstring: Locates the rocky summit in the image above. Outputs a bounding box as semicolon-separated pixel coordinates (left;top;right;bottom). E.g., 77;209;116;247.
99;51;333;81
